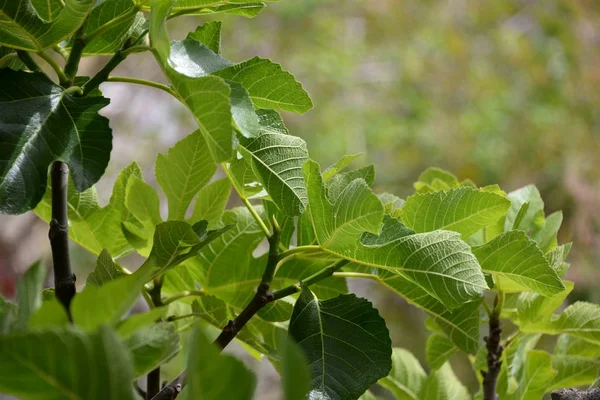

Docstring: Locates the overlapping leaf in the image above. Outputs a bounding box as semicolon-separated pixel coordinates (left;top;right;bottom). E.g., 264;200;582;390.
548;355;599;392
426;334;457;370
506;350;556;400
238;132;309;216
401;187;510;239
304;161;487;309
420;363;470;400
187;325;256;400
0;0;94;51
124;323;180;378
187;21;222;53
86;249;126;286
0;326;136;400
156;129;217;220
289;286;392;400
378;348;426;400
0;70;112;214
472;230;565;295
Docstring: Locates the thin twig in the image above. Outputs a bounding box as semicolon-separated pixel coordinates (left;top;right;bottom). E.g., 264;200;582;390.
146;278;165;399
36;51;68;86
80;38;135;96
49;162;76;316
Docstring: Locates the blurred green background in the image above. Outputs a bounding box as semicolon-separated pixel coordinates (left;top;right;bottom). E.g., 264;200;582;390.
1;0;599;396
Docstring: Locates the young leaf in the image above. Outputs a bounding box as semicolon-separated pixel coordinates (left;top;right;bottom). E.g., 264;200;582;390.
0;0;94;51
426;334;458;370
0;70;112;214
504;185;545;232
378;348;426;400
506;350;556;400
238;131;309;216
116;307;170;338
279;335;310;400
187;325;256;400
214;57;313;114
14;261;46;331
126;176;162;226
79;0;146;56
554;335;600;358
326;165;375;203
189;178;231;227
28;298;69;329
472;230;565;296
154;0;271;18
420;363;470;400
322;153;363;181
547;302;600;345
86;249;126;286
35;162;143;258
289;286;392;400
0;326;136;400
137;220;231;280
71;273;146;331
516;281;573;331
187;21;222;54
124;323;180;378
413;167;460;192
532;211;563;252
401;187;511;239
156;130;217;220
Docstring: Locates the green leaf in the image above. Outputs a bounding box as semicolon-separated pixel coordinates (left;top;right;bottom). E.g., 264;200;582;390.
0;326;136;400
29;298;69;329
378;192;405;218
0;46;25;70
426;334;457;370
414;167;460;193
472;230;565;295
511;202;530;230
150;4;234;162
14;261;46;331
401;187;510;239
238;131;309;216
29;0;63;22
322;153;363;181
504;185;545;232
532;211;563;252
326;165;375;203
187;21;222;54
280;335;310;400
156;130;217;220
229;81;262;138
189;178;231;227
548;355;599;392
356;264;481;353
116;307;169;337
187;325;256;400
35;162;142;258
124;323;180;378
289;286;392;400
516;281;573;331
275;257;348;300
546;302;600;345
87;249;126;286
554;334;600;358
507;350;556;400
126;176;162;226
0;0;94;51
305;161;487;309
80;0;145;55
420;363;470;400
137;220;230;280
71;273;146;331
145;0;270;18
0;70;112;214
214;57;313;114
378;348;426;400
0;297;17;334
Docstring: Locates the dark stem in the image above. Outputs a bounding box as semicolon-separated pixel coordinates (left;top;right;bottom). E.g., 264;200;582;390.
16;51;41;72
49;162;76;315
146;278;165;399
80;37;135;96
482;295;503;400
152;222;282;400
63;27;86;86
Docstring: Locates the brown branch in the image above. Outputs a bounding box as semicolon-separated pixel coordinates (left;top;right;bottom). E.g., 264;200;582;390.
49;161;76;315
482;294;503;400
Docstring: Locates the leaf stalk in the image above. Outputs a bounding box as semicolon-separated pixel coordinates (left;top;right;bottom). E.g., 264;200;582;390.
37;51;68;86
